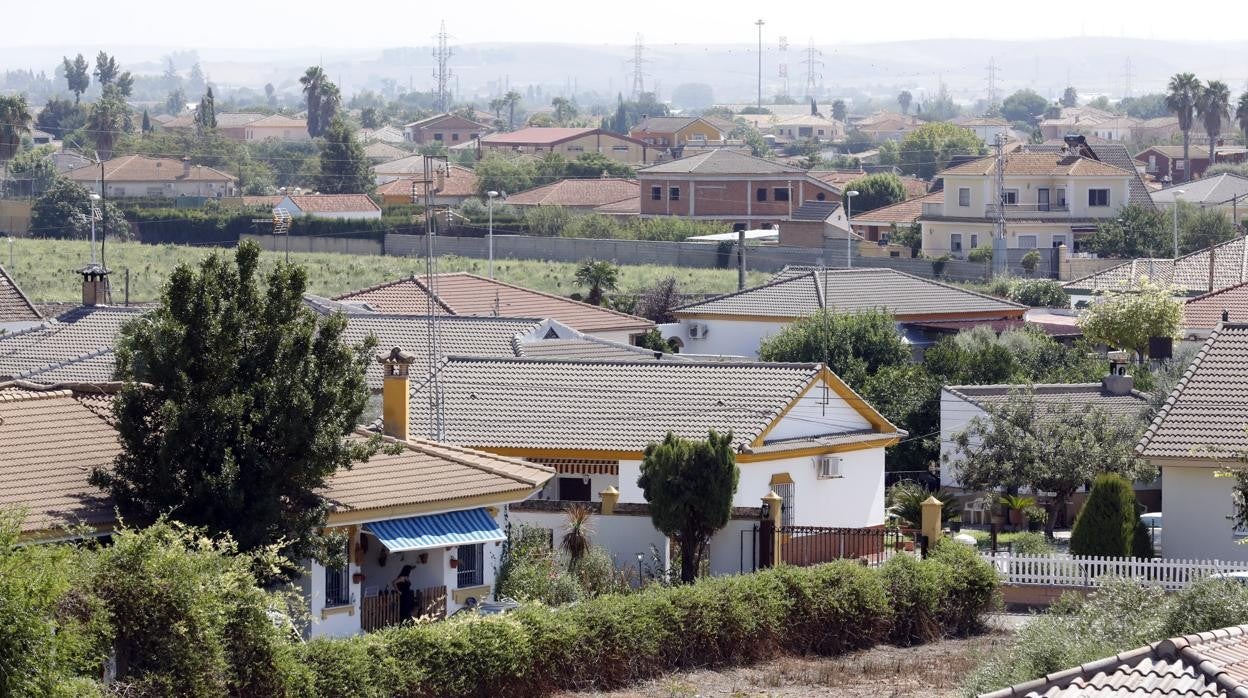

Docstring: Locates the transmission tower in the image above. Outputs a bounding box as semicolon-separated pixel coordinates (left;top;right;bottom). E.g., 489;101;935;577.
802;39;824;98
432;21;453;112
1122;57;1134;98
986;57;1000;107
778;36;789;98
628;33;648;99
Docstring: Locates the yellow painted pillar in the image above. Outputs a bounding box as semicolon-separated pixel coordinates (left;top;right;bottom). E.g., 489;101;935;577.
921;495;944;547
599;486;619;515
762;490;783;564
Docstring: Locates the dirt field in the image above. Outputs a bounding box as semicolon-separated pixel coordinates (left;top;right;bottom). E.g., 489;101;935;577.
556;632;1011;698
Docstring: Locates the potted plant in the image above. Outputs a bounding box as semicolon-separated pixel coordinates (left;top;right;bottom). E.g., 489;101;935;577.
949;515;963;533
999;494;1036;530
352;572;365;584
1025;505;1047;532
449;558;459;569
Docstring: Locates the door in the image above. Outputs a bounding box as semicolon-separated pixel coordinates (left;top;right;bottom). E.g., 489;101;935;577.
1037;188;1050;212
558;477;591;502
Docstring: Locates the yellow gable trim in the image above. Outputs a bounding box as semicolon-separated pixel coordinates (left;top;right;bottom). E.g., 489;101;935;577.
737;436;900;462
749;368;897;448
325;490;530;527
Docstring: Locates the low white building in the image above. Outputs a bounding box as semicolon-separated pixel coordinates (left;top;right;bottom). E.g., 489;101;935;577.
66;155;236;198
277;194;382;220
1138;322;1248;561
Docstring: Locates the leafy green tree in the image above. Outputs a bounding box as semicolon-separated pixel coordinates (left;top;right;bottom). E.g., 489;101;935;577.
61;53;90;104
844;173;907;214
1070;473;1150;557
1020;250;1041;276
195;87;217;130
1060;87;1078;108
890;222;921;251
90;242;376;577
1166;73;1203;183
7;147;59;196
1197;80;1231;165
0;95;32;173
93;51;119;86
188;62;206;97
638;430;738;583
550;96;578;124
360;106;379;129
1086;203;1169;258
758;309;908;390
635;276;682;323
1120;93;1170;119
565;152;634;179
1078;278;1182;361
949;390;1150;538
89;85;130;159
1001;89;1050;126
1236;92;1248;146
898;122;985;179
165;87;186;116
318;80;342;135
30;176;126;239
729;122;770;158
36;97;83;138
300;65;327;137
475;154;537;196
315;118;373;194
863;363;940;470
573;259;620;305
1007;278;1068;307
831;99;847;122
115;71;134;98
897;90;912;115
1181;206;1235;252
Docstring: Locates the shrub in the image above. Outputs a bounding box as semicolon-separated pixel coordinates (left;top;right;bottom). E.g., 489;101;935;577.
1008;278;1068;307
880;554;943;645
1070;473;1143;557
1020;249;1041;274
1009;532;1052;555
1163;577;1248;636
967;246;993;263
926;540;999;636
931;253;951;277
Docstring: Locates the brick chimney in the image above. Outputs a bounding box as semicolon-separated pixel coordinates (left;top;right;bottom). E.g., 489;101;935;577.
1102;350;1134;396
79;264;110;306
377;347;417;439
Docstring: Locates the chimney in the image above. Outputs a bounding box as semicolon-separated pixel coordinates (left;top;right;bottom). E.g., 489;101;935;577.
377;347;417;439
1223;309;1230;323
1102;350;1134;396
79;264;110;306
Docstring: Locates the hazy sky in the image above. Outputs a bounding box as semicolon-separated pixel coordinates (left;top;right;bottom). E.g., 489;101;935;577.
9;0;1248;49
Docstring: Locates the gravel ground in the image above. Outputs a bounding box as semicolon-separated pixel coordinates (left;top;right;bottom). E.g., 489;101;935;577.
556;629;1015;698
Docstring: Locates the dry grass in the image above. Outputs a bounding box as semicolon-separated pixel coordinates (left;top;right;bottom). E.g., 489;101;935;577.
3;238;768;304
557;632;1011;698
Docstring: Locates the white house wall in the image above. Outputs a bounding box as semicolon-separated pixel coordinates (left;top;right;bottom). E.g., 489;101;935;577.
939;389;986;489
1162;464;1248;561
673;317;790;358
307;557;363;638
764;378;873;442
507;509;671;581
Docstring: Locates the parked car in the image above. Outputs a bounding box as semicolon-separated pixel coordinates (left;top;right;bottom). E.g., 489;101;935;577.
1139;512;1162;556
1208;571;1248;585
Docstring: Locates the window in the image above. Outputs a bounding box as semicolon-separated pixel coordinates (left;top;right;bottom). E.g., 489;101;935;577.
146;187;163;197
815;192;826;201
669;186;680;201
651;186;662;201
958;187;970;207
970;234;979;249
1052;235;1067;248
817;129;825;136
612;145;630;152
324;539;351;607
1148;155;1157;171
1088;189;1110;207
1018;235;1038;249
950;233;963;252
452;133;460;141
433;132;444;141
1176;159;1186;171
113;187;125;197
773;481;795;527
457;543;484;587
1056;188;1067;207
773;187;790;202
567;145;584;152
757;187;768;202
1002;189;1019;205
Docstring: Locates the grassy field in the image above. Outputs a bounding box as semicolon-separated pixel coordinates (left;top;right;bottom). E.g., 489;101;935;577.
3;239;769;303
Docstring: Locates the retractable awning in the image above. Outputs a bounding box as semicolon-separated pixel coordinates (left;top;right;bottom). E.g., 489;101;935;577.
362;508;505;552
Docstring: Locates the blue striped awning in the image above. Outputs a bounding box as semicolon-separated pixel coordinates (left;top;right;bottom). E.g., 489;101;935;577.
363;508;505;552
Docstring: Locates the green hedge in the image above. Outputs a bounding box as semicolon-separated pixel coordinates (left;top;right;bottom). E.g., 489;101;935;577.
123;207;418;245
295;542;997;697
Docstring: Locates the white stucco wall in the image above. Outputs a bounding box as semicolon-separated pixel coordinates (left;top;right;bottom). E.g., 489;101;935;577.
1162;464;1248;561
940;389;985;490
670;317;790;359
765;380;873;442
508;509;672;581
307;557;363;638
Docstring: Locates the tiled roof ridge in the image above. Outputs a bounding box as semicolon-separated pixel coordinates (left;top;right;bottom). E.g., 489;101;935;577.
0;379;125;400
360;429;554;486
331;275;455;314
435;353;823;371
425;272;651;325
0;262;42;321
820;268;1029;311
1065;236;1248;290
642;148;807;173
674;271;819;312
945;382;1151;411
1136;323;1248;455
15;347;115;379
1187;279;1248;304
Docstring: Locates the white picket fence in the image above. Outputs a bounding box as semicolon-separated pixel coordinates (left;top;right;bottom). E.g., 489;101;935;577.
983;552;1248;591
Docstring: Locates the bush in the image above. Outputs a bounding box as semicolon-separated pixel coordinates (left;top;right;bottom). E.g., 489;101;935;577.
1007;278;1068;307
1163;577;1248;636
1070;473;1143;557
1020;249;1041;274
1009;532;1052;555
967;246;993;263
931;253;951;277
880;554;943;645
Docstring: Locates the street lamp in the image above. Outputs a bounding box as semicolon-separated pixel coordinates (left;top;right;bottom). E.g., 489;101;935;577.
88;193;101;266
486;191;501;280
844;190;860;269
1171;189;1185;258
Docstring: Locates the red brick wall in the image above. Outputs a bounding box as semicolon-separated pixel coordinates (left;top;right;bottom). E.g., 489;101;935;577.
638;175;840;219
413;126;484;145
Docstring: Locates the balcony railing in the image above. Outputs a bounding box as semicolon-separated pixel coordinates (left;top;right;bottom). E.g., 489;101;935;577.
985;203;1071;217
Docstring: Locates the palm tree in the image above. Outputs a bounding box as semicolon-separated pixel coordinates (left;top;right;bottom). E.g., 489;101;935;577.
1236;93;1248;149
503;90;522;130
0;95;32;165
574;259;620;306
551;97;576;125
88;88;128;160
1165;73;1203;182
1197;80;1231;168
318;80;341;135
299;66;326;137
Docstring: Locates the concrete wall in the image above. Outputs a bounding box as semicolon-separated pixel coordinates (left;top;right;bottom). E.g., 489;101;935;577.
0;200;32;235
243;233;384;256
1163;463;1248;561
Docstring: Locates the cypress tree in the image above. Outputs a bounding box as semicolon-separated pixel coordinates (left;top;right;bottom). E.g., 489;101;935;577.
1070;473;1145;557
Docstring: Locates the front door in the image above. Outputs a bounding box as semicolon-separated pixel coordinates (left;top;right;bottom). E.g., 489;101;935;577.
1037;188;1050;212
558;477;591;502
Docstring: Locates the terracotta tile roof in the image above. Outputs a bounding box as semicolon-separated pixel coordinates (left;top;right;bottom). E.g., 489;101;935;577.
1063;237;1248;294
66;155;235;183
363;141;411;161
333;274;653;335
1138;322;1248;460
852;191;942;225
245;114;306;129
0;306;143;381
284;194;380;213
0;264;41;323
1185;283;1248;331
812;170;866;188
505;178;639;207
375;166;478;199
631;116;701;133
403;113;490;131
941;152;1132;177
162;112;269;129
241;195;283;208
640;149;807;175
593;196;641;215
676;268;1025;320
407;356;896;450
480;127;604;146
0;382;120;537
946;383;1150;423
322;432;553;514
980;624;1248;697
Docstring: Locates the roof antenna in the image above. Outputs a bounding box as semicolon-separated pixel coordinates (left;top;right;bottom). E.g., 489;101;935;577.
1224;309;1230;322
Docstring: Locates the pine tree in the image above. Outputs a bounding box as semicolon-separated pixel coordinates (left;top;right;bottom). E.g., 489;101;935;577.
141;109;151;133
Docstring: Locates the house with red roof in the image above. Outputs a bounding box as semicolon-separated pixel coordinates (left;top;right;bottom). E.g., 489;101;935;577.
402;113;491;146
66;155;236;198
505;178;639;213
276;194;381;220
477;127;653;165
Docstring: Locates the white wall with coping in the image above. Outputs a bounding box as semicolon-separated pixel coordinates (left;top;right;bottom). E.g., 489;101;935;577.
507;509;672;581
708;518;764;576
667;317;790;359
1162;464;1248;561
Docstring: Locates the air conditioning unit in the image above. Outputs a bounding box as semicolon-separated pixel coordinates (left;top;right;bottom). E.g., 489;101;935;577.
688;322;709;339
817;456;842;479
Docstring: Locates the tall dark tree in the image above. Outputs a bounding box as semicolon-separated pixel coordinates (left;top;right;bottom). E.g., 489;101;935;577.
832;99;847;122
316;118;372;194
91;242;377;576
300;65;327;137
1070;473;1152;558
89;85;129;159
843;172;907;214
318;81;341;134
265;82;278;109
165;87;186;116
758;308;908;390
141;108;152;133
93;51;119;86
638;431;738;583
1165;73;1203;183
897;90;912;115
115;71;134;98
62;54;90;104
36;97;80;137
1060;86;1078;108
195;87;216;130
1197;80;1231;165
503;90;522;130
1236;92;1248;147
188;62;206;96
0;95;32;172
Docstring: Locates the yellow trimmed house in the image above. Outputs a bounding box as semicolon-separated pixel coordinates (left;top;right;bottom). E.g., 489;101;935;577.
406;355;904;530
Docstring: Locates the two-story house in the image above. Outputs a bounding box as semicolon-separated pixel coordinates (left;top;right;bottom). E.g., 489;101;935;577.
402;113;491;146
636;149;841;229
629;116;726;148
477;127;653;165
918;150;1133;257
66;155;236;199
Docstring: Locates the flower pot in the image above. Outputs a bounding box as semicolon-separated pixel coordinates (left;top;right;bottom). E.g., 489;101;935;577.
894;541;905;551
903;541;915;552
351;573;365;584
950;520;962;533
1008;509;1025;528
449;558;459;569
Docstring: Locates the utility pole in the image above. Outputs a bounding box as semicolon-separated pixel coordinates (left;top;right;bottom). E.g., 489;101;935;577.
802;39;823;99
992;133;1009;277
432;20;453;112
755;19;765;109
628;33;647;99
416;157;449;441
